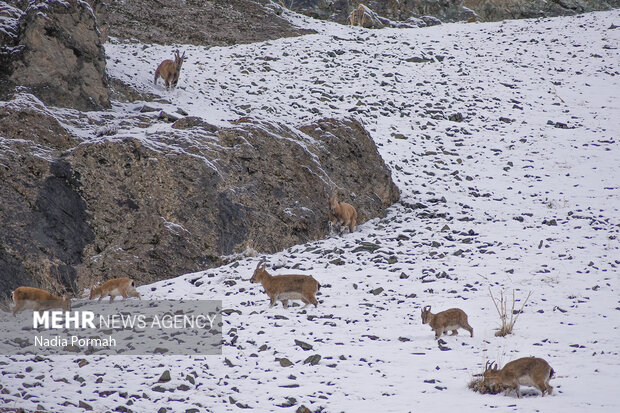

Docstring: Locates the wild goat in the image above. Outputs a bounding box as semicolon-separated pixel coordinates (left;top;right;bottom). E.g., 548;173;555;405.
89;278;141;301
154;50;186;89
483;358;554;398
250;261;320;308
12;286;71;316
421;305;473;339
328;193;357;234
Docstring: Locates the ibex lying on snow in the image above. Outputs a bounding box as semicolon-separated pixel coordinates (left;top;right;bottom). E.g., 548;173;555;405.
154;50;186;89
483;358;554;398
250;261;320;308
328;193;357;234
12;287;71;316
421;305;473;339
90;277;141;301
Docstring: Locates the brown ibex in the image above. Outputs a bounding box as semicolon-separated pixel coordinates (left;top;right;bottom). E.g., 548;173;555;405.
89;278;141;301
483;358;555;397
250;261;320;309
12;287;71;316
328;193;357;234
154;50;186;89
421;305;473;339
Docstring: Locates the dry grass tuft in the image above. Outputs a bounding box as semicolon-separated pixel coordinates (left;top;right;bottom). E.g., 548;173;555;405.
468;376;505;395
489;287;532;337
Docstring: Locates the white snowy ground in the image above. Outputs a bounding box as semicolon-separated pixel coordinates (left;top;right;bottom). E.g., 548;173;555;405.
1;9;619;413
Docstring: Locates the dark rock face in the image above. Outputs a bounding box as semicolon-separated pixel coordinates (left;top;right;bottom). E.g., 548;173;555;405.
288;0;476;24
105;0;314;46
0;97;399;298
464;0;620;21
2;0;109;110
0;99;89;296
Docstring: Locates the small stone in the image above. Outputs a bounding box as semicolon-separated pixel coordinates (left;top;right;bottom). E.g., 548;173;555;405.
370;287;384;295
158;111;181;123
294;340;313;351
158;370;171;383
79;400;93;410
279;358;293;367
303;354;321;365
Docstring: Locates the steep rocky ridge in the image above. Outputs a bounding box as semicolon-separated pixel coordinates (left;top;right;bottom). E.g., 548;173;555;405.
464;0;620;21
287;0;620;23
0;94;399;298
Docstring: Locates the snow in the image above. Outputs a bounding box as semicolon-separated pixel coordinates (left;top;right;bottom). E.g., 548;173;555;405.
1;8;619;413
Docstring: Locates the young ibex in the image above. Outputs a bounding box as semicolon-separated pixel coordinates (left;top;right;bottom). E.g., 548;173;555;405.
154;50;186;89
89;278;141;301
328;193;357;234
421;305;473;339
12;287;71;316
250;261;320;308
483;358;554;398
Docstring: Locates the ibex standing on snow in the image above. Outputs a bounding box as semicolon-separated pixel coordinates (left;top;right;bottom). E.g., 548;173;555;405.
421;305;474;339
250;261;320;309
154;50;186;89
89;278;141;301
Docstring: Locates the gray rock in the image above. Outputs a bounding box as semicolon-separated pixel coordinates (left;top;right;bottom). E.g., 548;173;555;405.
0;104;398;298
294;340;313;351
5;0;110;110
158;370;171;383
303;354;321;365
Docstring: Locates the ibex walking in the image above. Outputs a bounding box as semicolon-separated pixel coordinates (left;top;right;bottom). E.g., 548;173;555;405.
154;50;186;89
421;305;473;339
250;261;320;309
89;278;141;301
12;287;71;316
483;358;555;397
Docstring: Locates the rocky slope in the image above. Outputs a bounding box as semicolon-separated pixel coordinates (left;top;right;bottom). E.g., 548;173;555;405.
287;0;620;23
0;0;399;298
0;92;398;299
0;9;617;411
464;0;620;21
105;0;314;46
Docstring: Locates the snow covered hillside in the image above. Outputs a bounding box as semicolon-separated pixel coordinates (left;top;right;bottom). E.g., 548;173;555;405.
1;9;619;413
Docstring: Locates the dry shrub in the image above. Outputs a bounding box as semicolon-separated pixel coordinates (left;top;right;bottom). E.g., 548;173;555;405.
489;287;532;337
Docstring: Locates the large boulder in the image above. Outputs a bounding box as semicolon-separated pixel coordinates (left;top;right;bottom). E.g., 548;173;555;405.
2;0;109;110
349;4;386;28
0;96;399;298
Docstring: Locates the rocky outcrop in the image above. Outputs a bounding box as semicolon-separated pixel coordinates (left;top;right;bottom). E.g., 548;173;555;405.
463;0;620;21
289;0;476;25
105;0;314;46
349;4;386;28
1;0;109;110
0;95;399;298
